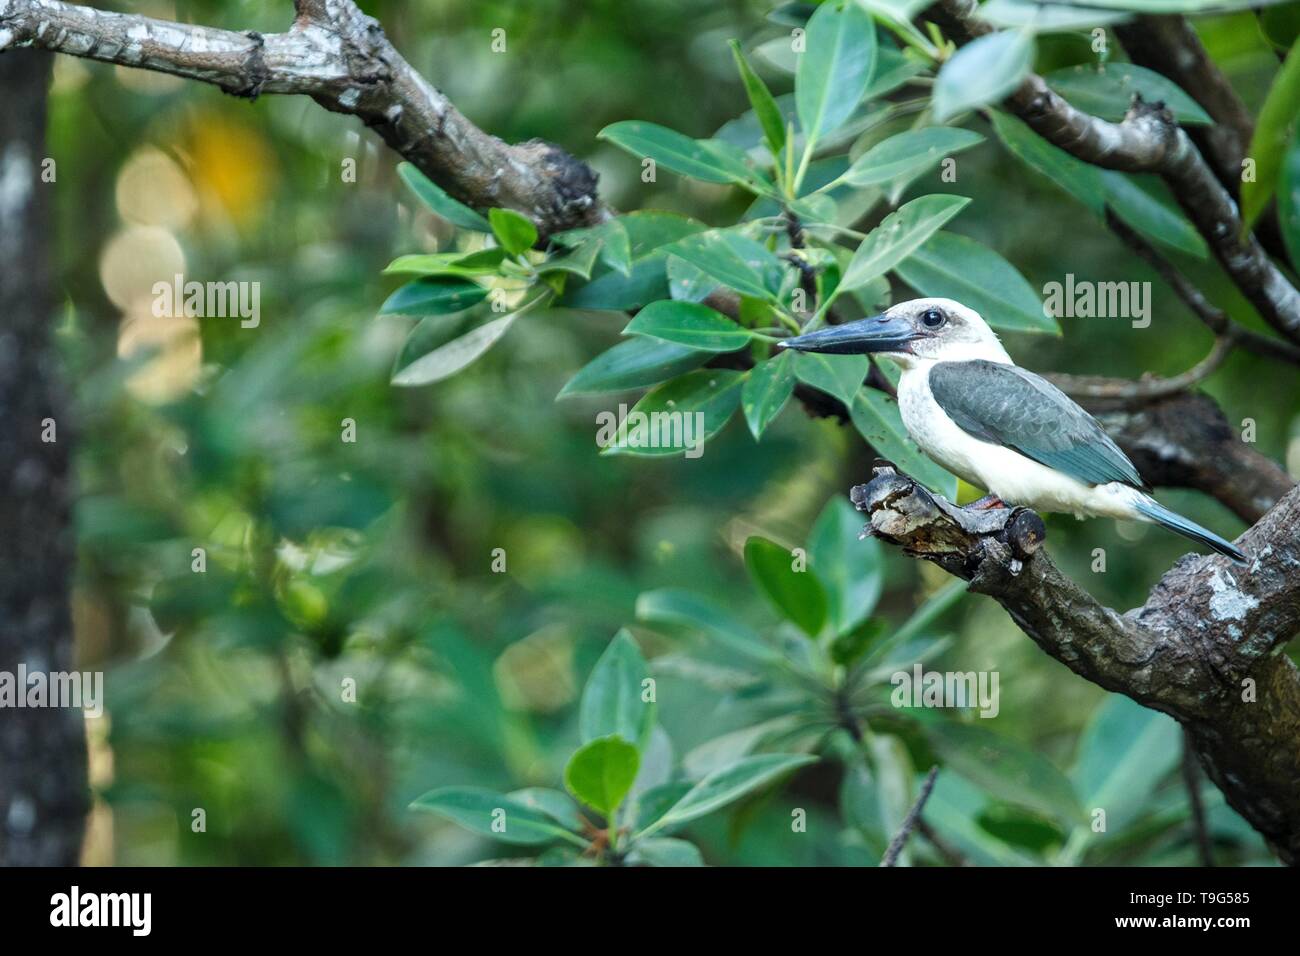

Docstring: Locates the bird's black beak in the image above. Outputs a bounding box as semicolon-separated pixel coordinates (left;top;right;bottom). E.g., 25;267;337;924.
777;314;918;355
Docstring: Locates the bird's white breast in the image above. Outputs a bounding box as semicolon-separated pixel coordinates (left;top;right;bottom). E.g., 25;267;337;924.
893;361;1142;519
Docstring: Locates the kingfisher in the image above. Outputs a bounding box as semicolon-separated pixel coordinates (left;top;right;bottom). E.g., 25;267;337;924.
779;297;1247;563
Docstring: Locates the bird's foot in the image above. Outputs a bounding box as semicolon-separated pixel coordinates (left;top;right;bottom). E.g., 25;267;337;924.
968;494;1008;511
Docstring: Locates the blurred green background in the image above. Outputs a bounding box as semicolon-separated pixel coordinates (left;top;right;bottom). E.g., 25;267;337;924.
53;0;1297;865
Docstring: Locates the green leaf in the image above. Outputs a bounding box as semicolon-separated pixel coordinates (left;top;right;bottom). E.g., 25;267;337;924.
600;369;744;457
894;231;1057;333
1101;171;1208;260
627;837;704;866
977;0;1132;31
640;753;817;836
662;229;786;300
507;788;585;832
791;350;868;406
840;194;971;291
1044;63;1212;125
559;338;710;397
1070;694;1181;836
925;721;1083;826
391;309;521;387
378;277;487;316
1280;122;1300;271
564;736;641;818
553;219;633;275
1242;36;1300;228
808;496;882;636
990;110;1105;216
842;127;985;187
666;255;719;303
742;351;796;439
796;0;878;146
730;39;786;158
923;774;1038;866
562;256;671;311
579;629;655;749
397;162;490;231
630;781;695;833
538;238;603;280
850;389;959;498
933;30;1034;122
489;207;539;256
410;787;583;845
624;300;753;352
635;588;782;666
383;248;507;277
743;536;828;636
599;120;771;191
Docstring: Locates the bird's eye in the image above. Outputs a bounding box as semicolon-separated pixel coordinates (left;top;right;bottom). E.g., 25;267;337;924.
921;309;946;329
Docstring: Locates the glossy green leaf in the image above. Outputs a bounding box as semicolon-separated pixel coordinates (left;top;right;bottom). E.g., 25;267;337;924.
796;0;878;145
850;389;959;498
842;127;985;187
627;837;704;866
564;736;640;817
507;788;585;832
894;231;1057;333
841;194;971;291
538;238;602;279
923;774;1038;866
977;0;1131;30
792;350;868;406
635;588;782;666
1280;121;1300;271
730;39;786;157
990;110;1105;216
397;162;490;231
1242;36;1300;227
926;721;1083;826
559;338;710;397
808;495;882;636
391;310;520;387
624;300;752;352
489;207;539;255
599;120;769;189
1045;63;1212;125
743;535;828;636
378;277;487;316
639;753;817;836
552;219;633;275
600;369;744;457
662;229;786;300
579;630;655;749
561;256;671;311
1070;694;1181;835
742;351;796;439
1101;171;1208;260
383;248;507;277
410;787;583;845
933;30;1034;122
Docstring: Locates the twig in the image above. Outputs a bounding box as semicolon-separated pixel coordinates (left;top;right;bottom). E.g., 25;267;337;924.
0;0;607;238
1053;336;1232;403
1182;729;1214;867
881;765;940;867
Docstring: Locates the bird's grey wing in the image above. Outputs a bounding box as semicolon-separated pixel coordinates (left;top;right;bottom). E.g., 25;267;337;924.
928;360;1147;489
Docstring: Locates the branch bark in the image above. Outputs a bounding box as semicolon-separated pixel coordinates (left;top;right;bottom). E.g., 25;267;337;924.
939;0;1300;345
0;0;607;238
853;463;1300;864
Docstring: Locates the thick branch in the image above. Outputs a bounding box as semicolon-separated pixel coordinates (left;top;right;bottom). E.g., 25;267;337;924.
853;464;1300;863
938;0;1300;345
0;0;606;238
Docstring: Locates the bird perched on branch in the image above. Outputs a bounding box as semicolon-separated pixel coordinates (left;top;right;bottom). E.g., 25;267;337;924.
779;297;1247;563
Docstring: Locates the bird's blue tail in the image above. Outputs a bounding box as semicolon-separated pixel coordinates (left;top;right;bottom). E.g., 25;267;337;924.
1132;497;1247;564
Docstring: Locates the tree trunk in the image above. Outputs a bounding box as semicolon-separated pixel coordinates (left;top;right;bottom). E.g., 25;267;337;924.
0;49;88;866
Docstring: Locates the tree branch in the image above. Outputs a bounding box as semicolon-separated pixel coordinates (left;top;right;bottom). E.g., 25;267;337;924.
0;0;607;238
853;463;1300;863
937;0;1300;345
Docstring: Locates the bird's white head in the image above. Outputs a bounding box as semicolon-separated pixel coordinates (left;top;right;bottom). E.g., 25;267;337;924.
778;297;1011;369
